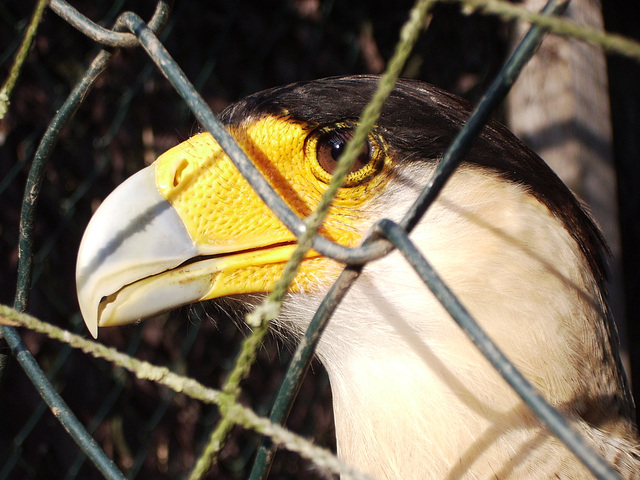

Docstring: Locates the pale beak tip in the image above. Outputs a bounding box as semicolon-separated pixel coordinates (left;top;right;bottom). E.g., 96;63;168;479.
81;307;99;339
88;322;98;339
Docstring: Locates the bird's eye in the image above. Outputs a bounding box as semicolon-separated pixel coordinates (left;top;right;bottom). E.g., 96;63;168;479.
316;129;372;175
307;126;382;186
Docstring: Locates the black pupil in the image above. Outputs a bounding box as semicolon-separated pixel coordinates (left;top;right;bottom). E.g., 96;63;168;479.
317;129;371;175
330;136;345;161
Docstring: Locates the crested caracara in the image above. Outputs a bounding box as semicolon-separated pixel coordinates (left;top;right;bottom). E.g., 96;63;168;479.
76;76;640;479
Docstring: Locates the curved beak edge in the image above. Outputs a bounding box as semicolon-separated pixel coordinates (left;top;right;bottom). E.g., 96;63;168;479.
76;165;206;338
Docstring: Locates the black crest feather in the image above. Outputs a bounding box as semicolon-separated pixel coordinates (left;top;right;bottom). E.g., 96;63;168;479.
220;75;609;290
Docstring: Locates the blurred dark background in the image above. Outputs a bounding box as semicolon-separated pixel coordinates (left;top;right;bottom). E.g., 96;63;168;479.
0;1;638;478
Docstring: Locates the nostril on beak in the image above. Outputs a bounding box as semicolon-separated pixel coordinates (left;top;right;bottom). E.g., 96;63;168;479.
173;158;189;187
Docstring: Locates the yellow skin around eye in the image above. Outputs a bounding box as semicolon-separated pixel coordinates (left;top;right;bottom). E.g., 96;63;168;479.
154;115;393;295
305;124;384;187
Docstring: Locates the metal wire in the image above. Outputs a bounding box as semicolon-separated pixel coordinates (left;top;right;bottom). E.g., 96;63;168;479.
1;0;635;479
2;47;124;480
377;219;622;480
1;3;171;478
248;1;573;477
111;13;393;267
400;0;568;233
48;0;172;48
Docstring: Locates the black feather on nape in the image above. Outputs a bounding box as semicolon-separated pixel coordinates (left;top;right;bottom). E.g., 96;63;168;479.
219;75;609;292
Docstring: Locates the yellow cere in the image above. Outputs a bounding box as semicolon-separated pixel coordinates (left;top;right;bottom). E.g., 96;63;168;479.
154;115;393;295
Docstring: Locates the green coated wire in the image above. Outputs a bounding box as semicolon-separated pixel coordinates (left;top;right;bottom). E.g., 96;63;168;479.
2;47;126;480
442;0;640;62
248;1;435;478
0;0;48;120
2;3;172;478
0;0;49;401
377;219;622;480
249;0;570;477
3;0;637;478
0;304;374;480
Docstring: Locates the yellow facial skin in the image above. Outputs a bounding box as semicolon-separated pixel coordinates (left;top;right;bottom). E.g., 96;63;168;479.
154;115;393;298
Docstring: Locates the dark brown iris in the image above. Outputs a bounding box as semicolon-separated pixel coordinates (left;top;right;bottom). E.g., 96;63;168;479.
316;129;372;175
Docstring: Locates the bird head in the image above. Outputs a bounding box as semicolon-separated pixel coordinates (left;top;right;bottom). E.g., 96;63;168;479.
76;78;400;337
77;75;606;335
76;76;637;477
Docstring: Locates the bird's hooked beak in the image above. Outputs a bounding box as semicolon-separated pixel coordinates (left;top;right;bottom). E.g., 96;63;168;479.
76;115;386;338
76;163;203;338
76;130;310;338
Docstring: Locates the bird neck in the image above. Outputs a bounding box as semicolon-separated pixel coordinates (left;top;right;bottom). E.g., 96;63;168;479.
279;168;636;478
319;342;591;479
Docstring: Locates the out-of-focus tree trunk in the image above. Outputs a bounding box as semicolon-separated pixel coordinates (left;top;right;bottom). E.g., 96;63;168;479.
506;0;628;371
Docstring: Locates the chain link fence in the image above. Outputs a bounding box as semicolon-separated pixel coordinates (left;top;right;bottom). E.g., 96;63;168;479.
1;0;639;479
